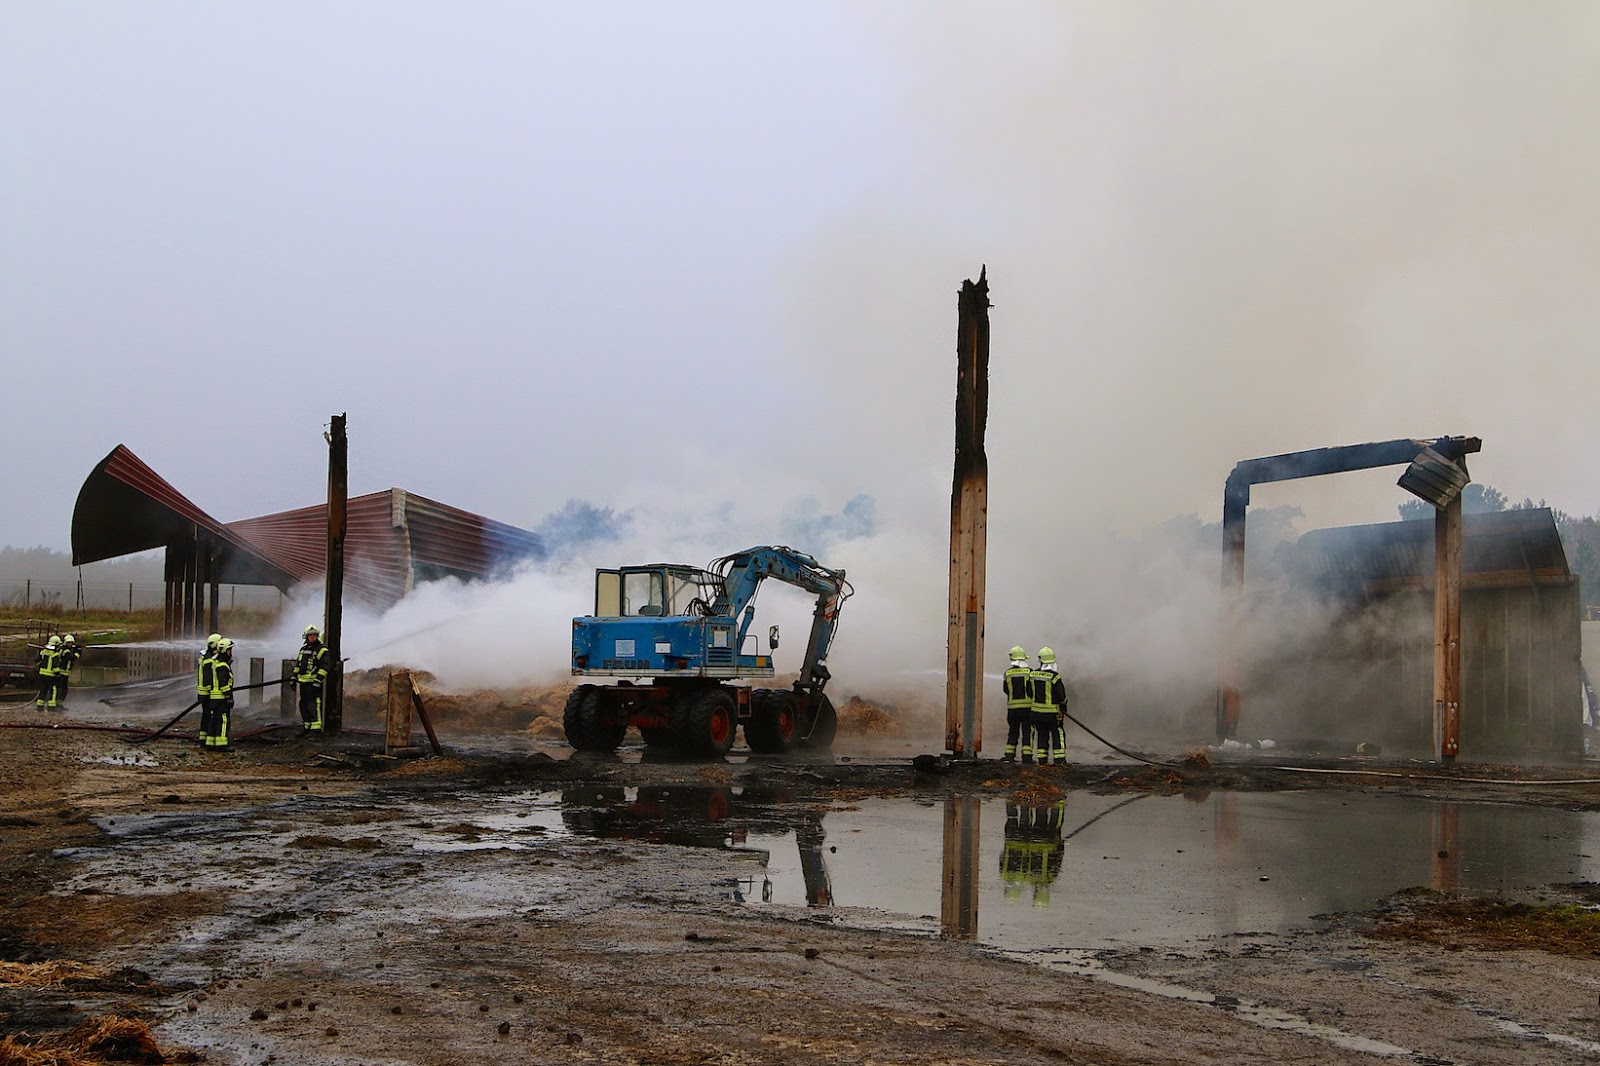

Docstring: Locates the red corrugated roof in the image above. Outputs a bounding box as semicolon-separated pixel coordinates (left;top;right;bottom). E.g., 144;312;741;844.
73;444;545;609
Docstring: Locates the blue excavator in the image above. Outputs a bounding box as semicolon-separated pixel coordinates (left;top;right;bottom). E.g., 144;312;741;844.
566;545;852;755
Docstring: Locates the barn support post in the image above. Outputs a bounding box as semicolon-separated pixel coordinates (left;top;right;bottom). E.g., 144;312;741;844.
946;269;990;757
324;413;348;735
1434;494;1463;762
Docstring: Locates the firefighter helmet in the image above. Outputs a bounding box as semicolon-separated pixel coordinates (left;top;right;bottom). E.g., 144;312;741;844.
217;638;234;652
1009;645;1027;660
62;634;76;644
47;635;61;647
303;625;320;637
1037;647;1056;665
207;632;221;648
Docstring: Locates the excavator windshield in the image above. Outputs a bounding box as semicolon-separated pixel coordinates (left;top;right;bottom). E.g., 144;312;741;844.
613;566;726;617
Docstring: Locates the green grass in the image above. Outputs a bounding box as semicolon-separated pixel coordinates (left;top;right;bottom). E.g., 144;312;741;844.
0;605;283;644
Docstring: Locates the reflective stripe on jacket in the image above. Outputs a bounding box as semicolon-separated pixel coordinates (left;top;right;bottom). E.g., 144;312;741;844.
211;657;234;699
1029;669;1066;714
295;643;329;684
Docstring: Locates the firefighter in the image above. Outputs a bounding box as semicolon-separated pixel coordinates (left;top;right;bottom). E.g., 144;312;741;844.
199;638;235;749
295;625;329;734
196;637;218;744
34;635;62;710
55;634;81;709
1001;646;1034;762
1029;647;1068;766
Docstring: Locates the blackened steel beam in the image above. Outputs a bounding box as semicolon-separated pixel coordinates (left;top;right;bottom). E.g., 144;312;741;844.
946;269;990;757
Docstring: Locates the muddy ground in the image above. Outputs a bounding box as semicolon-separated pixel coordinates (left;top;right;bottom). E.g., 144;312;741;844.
4;693;1600;1065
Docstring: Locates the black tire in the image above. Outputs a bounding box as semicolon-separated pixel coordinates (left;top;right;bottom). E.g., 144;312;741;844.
799;692;838;750
674;687;737;756
563;685;626;752
745;689;799;754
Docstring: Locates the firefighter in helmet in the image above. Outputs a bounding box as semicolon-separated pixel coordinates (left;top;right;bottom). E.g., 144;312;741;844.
55;634;81;709
35;635;62;710
1029;647;1068;766
294;625;330;734
1001;646;1034;762
199;638;235;749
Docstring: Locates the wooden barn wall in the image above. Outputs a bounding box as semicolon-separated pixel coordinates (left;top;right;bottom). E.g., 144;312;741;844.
1242;583;1580;757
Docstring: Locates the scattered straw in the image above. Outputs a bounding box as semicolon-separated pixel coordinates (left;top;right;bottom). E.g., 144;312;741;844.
0;1014;188;1065
0;961;106;991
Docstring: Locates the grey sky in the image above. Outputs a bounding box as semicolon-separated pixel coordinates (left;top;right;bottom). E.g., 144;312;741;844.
5;1;1598;571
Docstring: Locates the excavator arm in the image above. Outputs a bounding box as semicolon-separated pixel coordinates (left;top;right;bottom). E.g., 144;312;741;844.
710;546;852;696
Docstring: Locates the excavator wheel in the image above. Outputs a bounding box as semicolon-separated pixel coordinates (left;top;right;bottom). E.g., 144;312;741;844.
745;689;799;754
799;692;838;751
563;685;626;752
675;687;737;757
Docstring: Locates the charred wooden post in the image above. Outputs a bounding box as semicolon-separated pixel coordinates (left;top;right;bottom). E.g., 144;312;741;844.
946;269;990;757
324;413;348;735
1218;475;1249;739
248;657;264;708
279;659;295;720
408;677;443;756
1434;495;1463;762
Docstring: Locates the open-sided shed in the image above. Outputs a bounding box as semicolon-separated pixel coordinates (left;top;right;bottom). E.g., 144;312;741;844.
1266;508;1580;757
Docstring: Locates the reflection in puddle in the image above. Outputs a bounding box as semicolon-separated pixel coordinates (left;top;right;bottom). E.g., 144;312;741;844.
562;787;1600;951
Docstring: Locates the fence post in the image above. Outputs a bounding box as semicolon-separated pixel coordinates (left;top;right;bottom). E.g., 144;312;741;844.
249;657;264;708
128;583;133;612
24;580;29;609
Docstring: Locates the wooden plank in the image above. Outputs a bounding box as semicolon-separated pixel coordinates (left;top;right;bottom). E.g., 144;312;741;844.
409;679;444;756
385;670;412;755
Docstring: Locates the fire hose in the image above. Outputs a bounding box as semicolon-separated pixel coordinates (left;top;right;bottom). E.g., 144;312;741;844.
122;677;286;744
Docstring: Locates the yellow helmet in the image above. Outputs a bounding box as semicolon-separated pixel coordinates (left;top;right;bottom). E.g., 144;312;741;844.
1008;646;1027;660
303;625;320;637
47;635;61;647
207;633;221;648
1037;647;1056;664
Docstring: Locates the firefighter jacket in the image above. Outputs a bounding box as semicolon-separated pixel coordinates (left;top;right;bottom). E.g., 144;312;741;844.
1002;664;1032;710
295;641;329;685
210;655;235;701
197;652;217;698
56;645;80;674
1029;668;1067;715
35;646;61;678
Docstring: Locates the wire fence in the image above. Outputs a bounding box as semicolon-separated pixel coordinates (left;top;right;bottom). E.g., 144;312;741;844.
0;580;284;613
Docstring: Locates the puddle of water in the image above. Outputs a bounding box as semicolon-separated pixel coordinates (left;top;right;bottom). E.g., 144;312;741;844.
561;787;1600;950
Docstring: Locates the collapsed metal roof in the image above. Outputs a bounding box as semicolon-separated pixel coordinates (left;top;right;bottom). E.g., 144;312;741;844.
1286;508;1571;598
71;444;545;609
